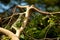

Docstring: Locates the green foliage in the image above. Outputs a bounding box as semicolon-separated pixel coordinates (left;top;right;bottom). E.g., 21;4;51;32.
43;0;59;5
25;0;40;4
1;12;60;40
0;0;60;40
0;35;11;40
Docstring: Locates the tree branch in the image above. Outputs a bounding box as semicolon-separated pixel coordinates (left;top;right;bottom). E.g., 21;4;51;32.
0;27;19;40
1;5;60;40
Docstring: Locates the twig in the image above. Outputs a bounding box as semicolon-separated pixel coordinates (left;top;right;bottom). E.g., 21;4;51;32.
15;5;30;37
11;13;25;31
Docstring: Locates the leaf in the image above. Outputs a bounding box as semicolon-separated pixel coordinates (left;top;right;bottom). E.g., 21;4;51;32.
20;34;25;39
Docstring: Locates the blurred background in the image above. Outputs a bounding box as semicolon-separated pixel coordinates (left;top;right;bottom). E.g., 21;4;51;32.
0;0;60;13
0;0;60;40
